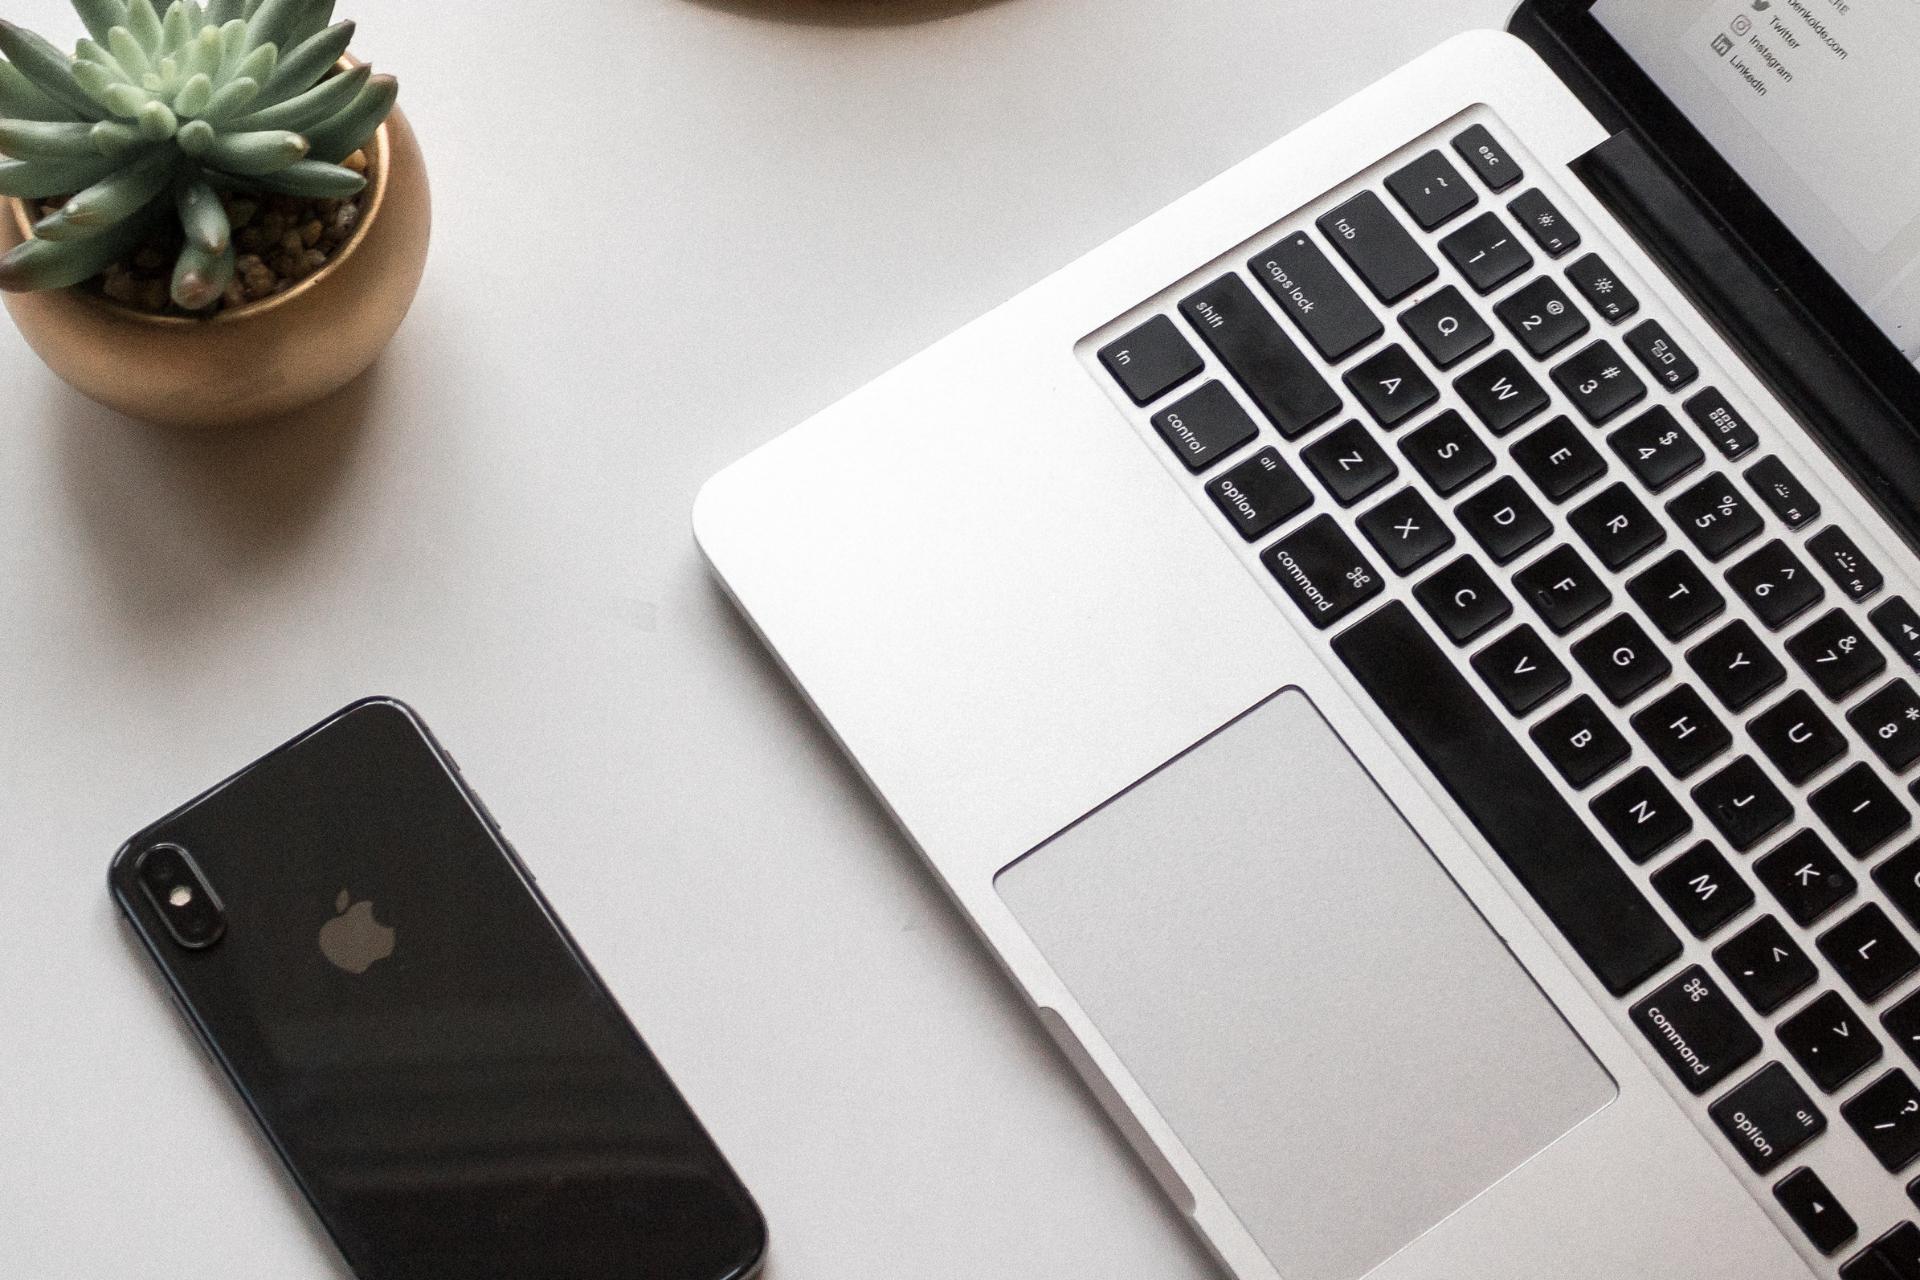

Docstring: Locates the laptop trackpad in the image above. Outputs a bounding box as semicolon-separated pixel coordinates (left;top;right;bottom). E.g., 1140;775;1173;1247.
995;690;1615;1280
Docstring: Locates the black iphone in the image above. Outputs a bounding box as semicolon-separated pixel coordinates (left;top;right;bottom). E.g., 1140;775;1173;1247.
109;698;767;1280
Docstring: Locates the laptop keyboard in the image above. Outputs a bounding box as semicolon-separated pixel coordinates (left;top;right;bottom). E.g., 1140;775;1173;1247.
1092;116;1920;1275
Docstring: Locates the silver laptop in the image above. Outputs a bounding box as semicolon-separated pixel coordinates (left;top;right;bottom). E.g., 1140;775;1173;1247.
698;2;1920;1275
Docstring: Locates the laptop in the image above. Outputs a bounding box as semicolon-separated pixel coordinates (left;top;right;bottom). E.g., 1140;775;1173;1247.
697;1;1920;1275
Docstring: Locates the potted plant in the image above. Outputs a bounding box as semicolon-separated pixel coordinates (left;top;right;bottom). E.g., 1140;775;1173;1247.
0;0;427;427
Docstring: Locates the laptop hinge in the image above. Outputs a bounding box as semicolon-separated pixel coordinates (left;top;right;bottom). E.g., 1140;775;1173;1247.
1572;130;1920;550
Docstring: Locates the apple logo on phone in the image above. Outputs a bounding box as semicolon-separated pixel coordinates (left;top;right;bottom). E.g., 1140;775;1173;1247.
318;890;396;974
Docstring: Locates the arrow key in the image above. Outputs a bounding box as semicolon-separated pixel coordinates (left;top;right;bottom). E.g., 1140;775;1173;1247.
1775;1167;1857;1257
1715;915;1816;1014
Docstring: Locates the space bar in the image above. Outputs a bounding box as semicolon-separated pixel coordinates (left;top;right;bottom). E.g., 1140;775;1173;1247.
1331;603;1681;997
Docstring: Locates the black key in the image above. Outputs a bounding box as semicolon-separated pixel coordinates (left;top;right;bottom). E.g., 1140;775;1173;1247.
1885;988;1920;1068
1510;415;1605;502
1356;487;1453;574
1784;991;1884;1094
1414;555;1512;645
1532;695;1630;788
1873;598;1920;673
1774;1167;1858;1257
1608;405;1705;493
1789;609;1887;701
1514;544;1610;634
1629;965;1760;1094
1569;482;1665;570
1440;211;1532;294
1572;614;1672;706
1728;540;1822;630
1454;351;1549;436
1852;681;1920;773
1494;276;1589;358
1150;381;1258;473
1710;1062;1826;1174
1208;447;1314;541
1634;685;1732;777
1844;1224;1920;1280
1813;763;1910;858
1565;253;1640;323
1715;916;1816;1014
1318;192;1438;304
1652;840;1753;938
1809;526;1886;603
1508;188;1580;258
1344;345;1437;429
1667;476;1764;562
1689;620;1787;711
1879;842;1920;934
1553;341;1648;425
1456;477;1550;565
1628;551;1724;641
1399;410;1494;497
1750;691;1848;785
1694;756;1793;852
1399;287;1494;369
1683;387;1761;463
1473;625;1571;717
1332;603;1681;995
1755;830;1857;927
1746;455;1820;530
1623;319;1700;391
1179;276;1343;439
1098;315;1202;405
1592;767;1691;863
1843;1070;1920;1171
1301;420;1399;506
1247;232;1385;362
1261;515;1384;630
1820;904;1920;1003
1451;124;1521;191
1384;149;1477;230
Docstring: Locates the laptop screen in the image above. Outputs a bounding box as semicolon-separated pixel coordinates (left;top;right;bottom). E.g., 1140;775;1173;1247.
1591;0;1920;363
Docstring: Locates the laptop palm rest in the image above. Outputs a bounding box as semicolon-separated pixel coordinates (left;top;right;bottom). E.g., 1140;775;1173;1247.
995;689;1616;1280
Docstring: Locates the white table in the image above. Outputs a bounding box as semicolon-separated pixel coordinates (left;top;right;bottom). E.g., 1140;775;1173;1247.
0;1;1514;1273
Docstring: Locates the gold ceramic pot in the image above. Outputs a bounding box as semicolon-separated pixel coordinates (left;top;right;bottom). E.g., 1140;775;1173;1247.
0;90;430;429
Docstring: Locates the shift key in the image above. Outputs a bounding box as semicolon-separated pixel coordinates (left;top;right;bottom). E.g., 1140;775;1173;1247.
1248;233;1384;362
1630;965;1762;1095
1181;275;1342;438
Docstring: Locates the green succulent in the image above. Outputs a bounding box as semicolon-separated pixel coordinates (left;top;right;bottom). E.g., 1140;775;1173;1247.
0;0;396;309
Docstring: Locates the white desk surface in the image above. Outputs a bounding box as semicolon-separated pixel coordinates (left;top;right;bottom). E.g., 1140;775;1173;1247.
1;0;1515;1274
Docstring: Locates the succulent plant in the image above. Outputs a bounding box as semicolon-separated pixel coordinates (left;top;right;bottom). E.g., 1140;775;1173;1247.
0;0;396;309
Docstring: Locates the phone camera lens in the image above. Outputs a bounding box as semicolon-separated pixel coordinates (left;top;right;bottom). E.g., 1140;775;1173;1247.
134;844;226;951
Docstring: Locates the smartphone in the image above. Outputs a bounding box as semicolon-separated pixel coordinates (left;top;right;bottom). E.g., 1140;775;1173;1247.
109;698;767;1280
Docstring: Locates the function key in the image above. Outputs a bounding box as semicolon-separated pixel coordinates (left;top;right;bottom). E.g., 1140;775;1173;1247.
1454;350;1550;436
1511;415;1605;502
1745;455;1820;529
1872;598;1920;672
1208;447;1314;541
1628;964;1761;1095
1471;624;1571;717
1508;188;1581;258
1248;233;1385;363
1808;526;1886;603
1260;515;1384;629
1098;315;1202;405
1876;841;1920;934
1384;149;1478;230
1302;420;1399;506
1623;319;1700;391
1714;916;1816;1015
1693;755;1792;851
1440;211;1534;294
1787;609;1887;700
1494;276;1590;358
1811;762;1909;859
1591;766;1691;863
1749;691;1847;785
1754;829;1856;927
1414;555;1512;645
1318;191;1438;304
1355;487;1454;574
1572;613;1671;706
1726;539;1822;630
1344;344;1437;428
1709;1061;1825;1174
1565;253;1640;323
1457;476;1550;565
1688;619;1787;712
1514;544;1610;634
1650;840;1752;938
1818;903;1920;1003
1399;409;1493;496
1552;341;1648;425
1530;693;1629;787
1667;475;1764;562
1773;1167;1856;1257
1842;1070;1920;1171
1849;680;1920;773
1633;685;1732;777
1399;286;1494;368
1451;123;1522;190
1783;990;1883;1093
1180;275;1342;439
1627;550;1724;641
1682;387;1761;462
1151;382;1258;473
1570;482;1666;570
1608;405;1705;493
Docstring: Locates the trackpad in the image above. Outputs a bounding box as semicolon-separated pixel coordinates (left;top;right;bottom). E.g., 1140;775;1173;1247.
996;690;1614;1280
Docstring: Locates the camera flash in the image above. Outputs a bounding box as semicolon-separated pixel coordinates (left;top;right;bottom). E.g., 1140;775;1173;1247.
169;885;194;909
